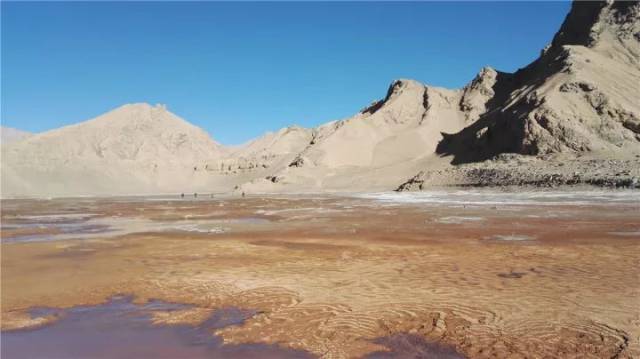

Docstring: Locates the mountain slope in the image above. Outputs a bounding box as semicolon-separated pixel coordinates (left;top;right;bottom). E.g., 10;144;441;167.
301;79;465;168
3;1;638;197
238;0;640;192
235;75;504;191
1;103;225;197
436;0;640;163
1;127;32;145
208;126;313;175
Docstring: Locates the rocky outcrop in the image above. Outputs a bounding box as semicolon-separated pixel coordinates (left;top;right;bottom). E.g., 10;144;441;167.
397;154;640;190
458;67;513;123
436;1;640;164
210;126;312;174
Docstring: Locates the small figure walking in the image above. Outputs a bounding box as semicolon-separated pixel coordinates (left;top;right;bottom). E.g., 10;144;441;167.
242;192;246;198
194;193;198;198
181;193;184;199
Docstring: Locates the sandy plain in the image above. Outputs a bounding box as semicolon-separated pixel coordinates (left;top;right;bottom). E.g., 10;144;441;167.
1;191;639;358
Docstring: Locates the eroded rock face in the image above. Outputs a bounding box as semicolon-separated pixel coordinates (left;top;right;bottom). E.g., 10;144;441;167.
436;1;640;163
458;67;514;124
396;154;640;190
201;126;313;175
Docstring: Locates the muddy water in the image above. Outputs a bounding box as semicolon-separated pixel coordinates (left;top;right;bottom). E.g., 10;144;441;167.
1;190;639;358
1;296;313;359
0;213;272;243
366;334;465;359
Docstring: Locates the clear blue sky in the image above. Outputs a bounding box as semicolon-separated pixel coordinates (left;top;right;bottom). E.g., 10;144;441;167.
2;1;570;145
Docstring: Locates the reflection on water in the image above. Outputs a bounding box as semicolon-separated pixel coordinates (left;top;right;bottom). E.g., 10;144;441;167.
357;190;640;206
173;223;228;234
484;234;536;242
1;215;271;243
435;216;485;224
2;190;638;244
1;296;313;359
608;230;640;237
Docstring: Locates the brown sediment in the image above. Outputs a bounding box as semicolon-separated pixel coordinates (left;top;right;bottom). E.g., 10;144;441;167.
365;334;465;358
1;226;64;240
1;195;639;358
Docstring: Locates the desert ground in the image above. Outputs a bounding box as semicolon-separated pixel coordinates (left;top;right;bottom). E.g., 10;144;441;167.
1;190;639;358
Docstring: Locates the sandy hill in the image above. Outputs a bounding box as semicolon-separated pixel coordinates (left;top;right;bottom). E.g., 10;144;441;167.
1;104;226;197
1;127;32;145
237;79;476;191
240;0;640;192
2;1;638;197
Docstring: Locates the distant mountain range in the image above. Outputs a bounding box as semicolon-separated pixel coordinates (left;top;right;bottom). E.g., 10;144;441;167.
2;1;639;197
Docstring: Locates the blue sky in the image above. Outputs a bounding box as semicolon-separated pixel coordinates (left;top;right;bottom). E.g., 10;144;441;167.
1;2;570;145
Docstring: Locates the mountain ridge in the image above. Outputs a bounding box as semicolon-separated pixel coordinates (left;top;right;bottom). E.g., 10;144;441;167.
0;127;32;145
2;0;638;197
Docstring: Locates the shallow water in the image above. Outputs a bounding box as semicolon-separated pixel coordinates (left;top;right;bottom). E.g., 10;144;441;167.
1;193;638;358
1;297;313;359
1;215;271;243
435;216;485;224
3;190;639;244
485;234;536;242
366;334;465;359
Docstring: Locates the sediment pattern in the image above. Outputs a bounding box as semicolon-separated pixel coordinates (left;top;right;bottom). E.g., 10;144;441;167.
1;195;639;358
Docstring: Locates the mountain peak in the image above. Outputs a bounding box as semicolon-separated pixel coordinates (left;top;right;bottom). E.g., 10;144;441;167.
360;78;425;116
81;103;195;133
106;103;169;118
477;66;497;78
550;1;608;48
458;66;510;122
549;1;639;55
438;0;640;163
388;79;425;97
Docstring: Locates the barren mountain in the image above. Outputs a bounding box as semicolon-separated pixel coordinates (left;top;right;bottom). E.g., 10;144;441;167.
1;103;225;197
240;1;640;192
209;126;312;175
396;0;640;190
0;127;32;145
2;1;638;197
436;0;640;163
237;77;496;192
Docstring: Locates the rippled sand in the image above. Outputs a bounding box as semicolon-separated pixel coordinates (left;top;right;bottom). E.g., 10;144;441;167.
1;191;639;358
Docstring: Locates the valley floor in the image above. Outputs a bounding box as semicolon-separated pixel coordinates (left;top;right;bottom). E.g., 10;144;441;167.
1;191;639;358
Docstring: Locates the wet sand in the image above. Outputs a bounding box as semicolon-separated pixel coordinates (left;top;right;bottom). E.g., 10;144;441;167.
1;191;639;358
